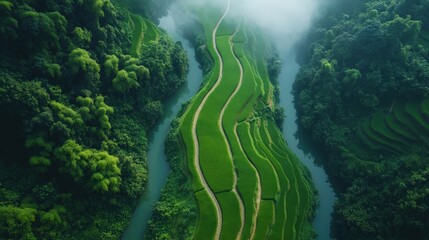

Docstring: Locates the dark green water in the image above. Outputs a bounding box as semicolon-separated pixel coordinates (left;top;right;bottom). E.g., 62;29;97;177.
121;13;203;240
279;48;336;240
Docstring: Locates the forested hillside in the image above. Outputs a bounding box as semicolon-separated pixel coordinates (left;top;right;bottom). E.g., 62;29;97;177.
294;0;429;239
0;0;187;239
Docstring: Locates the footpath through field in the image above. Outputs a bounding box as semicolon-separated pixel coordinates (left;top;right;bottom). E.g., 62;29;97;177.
177;0;316;239
189;1;232;239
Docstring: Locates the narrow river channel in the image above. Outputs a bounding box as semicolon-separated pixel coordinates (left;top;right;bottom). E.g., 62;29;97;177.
278;48;336;240
121;13;203;240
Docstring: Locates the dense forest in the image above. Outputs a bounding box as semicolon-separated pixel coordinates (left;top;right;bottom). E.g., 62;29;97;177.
0;0;187;239
294;0;429;239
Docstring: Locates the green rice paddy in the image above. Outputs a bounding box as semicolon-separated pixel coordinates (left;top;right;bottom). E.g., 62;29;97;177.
175;1;315;238
129;13;160;57
359;98;429;154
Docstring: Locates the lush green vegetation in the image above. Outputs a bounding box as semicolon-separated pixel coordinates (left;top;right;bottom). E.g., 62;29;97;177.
359;99;429;155
0;0;188;239
148;1;316;239
294;0;429;239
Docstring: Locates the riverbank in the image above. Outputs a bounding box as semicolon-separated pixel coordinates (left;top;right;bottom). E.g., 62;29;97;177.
278;48;336;240
121;13;203;240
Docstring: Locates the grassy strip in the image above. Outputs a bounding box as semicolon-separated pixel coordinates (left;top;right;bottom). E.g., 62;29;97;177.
259;122;273;147
196;35;241;193
254;200;276;240
357;127;384;152
179;70;218;191
179;7;224;192
194;189;218;240
369;112;409;145
362;118;405;153
232;145;258;240
232;23;247;43
267;120;314;239
267;120;289;152
221;42;258;239
264;121;299;239
216;16;237;36
253;122;289;239
182;6;236;239
217;191;242;240
143;18;159;42
393;102;429;145
420;98;429;118
404;101;429;133
237;122;279;199
254;31;272;102
129;13;145;57
222;44;256;127
287;153;311;240
237;54;263;122
385;114;418;142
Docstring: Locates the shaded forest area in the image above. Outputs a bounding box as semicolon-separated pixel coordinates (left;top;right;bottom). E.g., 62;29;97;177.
0;0;187;239
294;0;429;239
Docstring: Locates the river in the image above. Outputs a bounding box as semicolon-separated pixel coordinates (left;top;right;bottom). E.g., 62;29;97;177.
278;48;336;240
121;13;203;240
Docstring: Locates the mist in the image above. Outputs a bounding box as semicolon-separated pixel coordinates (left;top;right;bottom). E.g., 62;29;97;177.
177;0;332;51
237;0;330;50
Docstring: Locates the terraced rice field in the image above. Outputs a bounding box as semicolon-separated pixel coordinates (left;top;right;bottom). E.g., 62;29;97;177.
129;13;160;57
359;98;429;154
175;1;315;239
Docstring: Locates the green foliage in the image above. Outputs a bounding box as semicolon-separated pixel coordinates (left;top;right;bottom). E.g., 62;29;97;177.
76;95;113;138
67;48;100;89
81;0;114;19
0;0;13;12
294;0;429;239
18;9;67;50
140;36;187;99
55;140;121;193
72;27;92;49
67;48;99;76
29;156;51;167
0;72;50;112
112;69;139;93
50;101;83;127
267;53;282;82
40;206;66;226
384;14;421;44
45;63;61;79
0;206;37;240
55;140;85;180
342;68;361;86
142;100;163;126
0;0;188;238
124;63;149;80
0;0;17;40
104;55;119;78
129;13;145;57
108;55;150;93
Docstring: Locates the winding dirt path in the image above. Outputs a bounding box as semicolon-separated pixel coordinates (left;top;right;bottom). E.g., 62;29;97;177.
191;0;231;239
218;26;246;239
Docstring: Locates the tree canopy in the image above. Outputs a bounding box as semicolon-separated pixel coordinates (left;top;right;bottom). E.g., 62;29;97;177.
0;0;187;238
294;0;429;239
